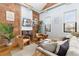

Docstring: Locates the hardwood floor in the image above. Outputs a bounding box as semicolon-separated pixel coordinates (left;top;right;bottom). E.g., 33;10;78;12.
32;50;46;56
0;46;11;56
0;37;40;56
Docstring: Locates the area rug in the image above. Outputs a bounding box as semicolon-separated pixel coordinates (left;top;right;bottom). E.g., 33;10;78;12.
11;43;38;56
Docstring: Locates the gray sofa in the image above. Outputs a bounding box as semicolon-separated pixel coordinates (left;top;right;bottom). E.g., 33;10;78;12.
36;35;70;56
36;38;59;56
36;35;79;56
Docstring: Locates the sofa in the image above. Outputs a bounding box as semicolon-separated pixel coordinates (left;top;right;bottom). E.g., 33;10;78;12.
36;35;79;56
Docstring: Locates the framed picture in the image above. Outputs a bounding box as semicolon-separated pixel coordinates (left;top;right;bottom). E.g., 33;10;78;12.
22;18;32;27
45;24;51;32
6;11;15;21
44;16;51;32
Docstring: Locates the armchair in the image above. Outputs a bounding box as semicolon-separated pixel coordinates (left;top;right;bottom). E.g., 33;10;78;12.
35;37;69;56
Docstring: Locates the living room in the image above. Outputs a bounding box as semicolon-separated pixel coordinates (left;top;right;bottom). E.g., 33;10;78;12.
0;3;79;56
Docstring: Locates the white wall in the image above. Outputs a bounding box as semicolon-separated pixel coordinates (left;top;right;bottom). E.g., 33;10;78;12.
40;3;79;39
21;6;32;30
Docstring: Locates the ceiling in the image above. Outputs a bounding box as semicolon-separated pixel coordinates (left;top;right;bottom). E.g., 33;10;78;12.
20;3;62;13
26;3;47;11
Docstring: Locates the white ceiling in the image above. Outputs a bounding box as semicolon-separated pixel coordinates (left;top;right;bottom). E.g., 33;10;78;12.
20;3;63;13
26;3;47;11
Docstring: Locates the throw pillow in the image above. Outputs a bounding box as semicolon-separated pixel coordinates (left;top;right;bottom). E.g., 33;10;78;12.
55;40;68;54
57;40;69;56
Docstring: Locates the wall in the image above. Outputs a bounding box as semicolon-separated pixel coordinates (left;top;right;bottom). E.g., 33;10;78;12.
32;11;39;20
21;6;32;30
40;3;79;39
0;3;21;35
21;6;39;31
32;11;39;38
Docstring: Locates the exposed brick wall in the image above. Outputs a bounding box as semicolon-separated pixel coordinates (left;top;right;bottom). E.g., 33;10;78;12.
32;11;39;20
0;3;21;35
32;11;39;38
0;3;40;36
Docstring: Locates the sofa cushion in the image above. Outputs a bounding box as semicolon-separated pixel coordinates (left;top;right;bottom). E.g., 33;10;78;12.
66;47;79;56
51;37;64;41
57;40;69;56
63;37;70;41
39;39;57;52
66;36;79;56
69;36;78;48
39;40;57;52
55;40;67;54
40;39;52;43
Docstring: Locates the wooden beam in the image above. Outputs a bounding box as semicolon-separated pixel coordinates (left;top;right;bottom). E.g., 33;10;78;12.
42;3;57;10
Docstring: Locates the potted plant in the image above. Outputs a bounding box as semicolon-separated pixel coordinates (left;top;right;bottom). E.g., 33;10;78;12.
0;22;14;46
37;20;43;33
